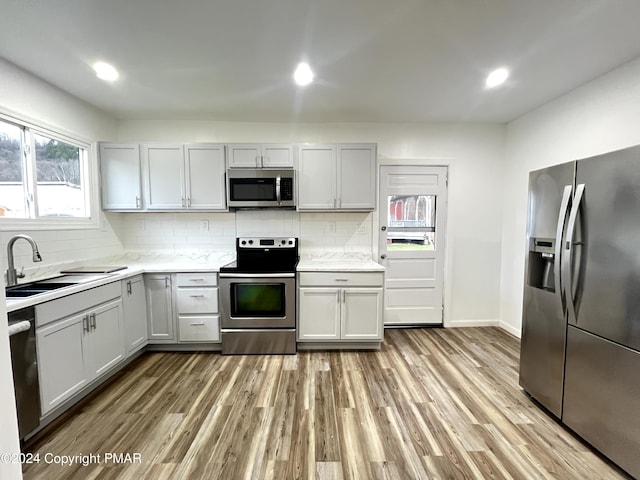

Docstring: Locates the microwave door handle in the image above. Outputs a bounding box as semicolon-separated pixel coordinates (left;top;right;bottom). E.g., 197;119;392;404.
276;175;281;205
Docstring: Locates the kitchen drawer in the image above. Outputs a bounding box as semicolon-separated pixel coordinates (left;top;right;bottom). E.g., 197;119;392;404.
176;287;218;313
175;272;218;287
36;281;121;328
298;272;383;288
178;315;220;342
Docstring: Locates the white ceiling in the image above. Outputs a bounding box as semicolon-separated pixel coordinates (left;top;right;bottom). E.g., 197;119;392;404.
2;0;640;123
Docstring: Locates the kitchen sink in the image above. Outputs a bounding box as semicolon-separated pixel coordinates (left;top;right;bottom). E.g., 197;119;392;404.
6;282;77;298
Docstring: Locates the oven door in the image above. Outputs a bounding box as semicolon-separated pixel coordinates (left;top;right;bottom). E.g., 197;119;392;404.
220;273;295;329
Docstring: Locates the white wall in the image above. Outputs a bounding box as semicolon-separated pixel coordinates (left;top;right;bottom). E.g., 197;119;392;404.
117;120;506;326
0;58;118;476
500;56;640;337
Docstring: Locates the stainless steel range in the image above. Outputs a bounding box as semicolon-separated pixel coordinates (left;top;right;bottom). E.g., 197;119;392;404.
219;237;298;354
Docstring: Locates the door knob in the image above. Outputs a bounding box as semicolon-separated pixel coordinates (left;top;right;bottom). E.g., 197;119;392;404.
381;254;387;259
381;226;387;231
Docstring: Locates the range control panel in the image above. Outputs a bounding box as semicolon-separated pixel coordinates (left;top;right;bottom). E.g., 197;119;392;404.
237;237;297;249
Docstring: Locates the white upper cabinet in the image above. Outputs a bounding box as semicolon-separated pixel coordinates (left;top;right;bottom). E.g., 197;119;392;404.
143;143;226;210
184;144;226;209
99;143;142;210
297;143;376;211
227;143;294;168
297;145;337;209
144;144;184;209
338;145;376;210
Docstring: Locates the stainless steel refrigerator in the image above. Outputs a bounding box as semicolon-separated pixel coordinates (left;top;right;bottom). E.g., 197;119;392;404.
520;145;640;479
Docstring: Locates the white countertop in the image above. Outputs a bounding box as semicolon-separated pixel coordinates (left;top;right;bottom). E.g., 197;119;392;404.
5;250;383;313
297;252;384;272
5;250;235;313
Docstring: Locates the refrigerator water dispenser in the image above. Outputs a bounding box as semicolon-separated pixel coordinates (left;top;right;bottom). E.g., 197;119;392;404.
528;238;556;292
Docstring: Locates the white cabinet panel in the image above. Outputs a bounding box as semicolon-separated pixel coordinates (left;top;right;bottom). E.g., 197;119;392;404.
338;145;376;210
185;144;226;210
178;315;220;342
37;297;124;415
176;287;218;314
342;288;383;340
298;288;340;340
37;314;88;414
86;299;125;378
228;144;294;168
298;272;383;343
146;274;174;342
144;144;184;209
100;143;142;210
122;275;148;355
297;144;376;211
297;146;336;210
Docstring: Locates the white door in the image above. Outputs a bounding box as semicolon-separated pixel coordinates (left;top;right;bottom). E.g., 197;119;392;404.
379;165;447;325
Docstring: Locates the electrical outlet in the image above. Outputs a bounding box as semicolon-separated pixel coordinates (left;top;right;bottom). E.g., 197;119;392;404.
356;224;368;235
199;220;209;231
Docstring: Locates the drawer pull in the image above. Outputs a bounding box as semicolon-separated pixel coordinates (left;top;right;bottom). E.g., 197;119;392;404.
189;322;205;326
190;294;206;298
335;278;349;282
189;278;205;282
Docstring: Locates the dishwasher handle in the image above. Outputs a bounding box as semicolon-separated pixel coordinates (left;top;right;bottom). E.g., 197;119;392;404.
8;320;31;337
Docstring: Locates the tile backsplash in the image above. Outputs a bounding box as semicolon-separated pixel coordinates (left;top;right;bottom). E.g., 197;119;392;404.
110;210;373;254
1;210;374;281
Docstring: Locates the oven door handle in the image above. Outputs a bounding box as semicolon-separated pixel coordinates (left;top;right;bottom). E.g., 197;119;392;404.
219;272;296;278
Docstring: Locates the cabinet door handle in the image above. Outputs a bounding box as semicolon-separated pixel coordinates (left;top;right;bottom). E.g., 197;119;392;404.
181;197;186;208
135;196;141;208
187;197;191;207
342;290;346;303
82;315;89;333
165;277;169;288
338;197;341;208
90;313;97;330
127;281;132;295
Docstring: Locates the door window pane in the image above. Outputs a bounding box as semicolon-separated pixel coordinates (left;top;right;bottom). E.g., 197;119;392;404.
0;120;26;217
33;133;87;217
386;195;436;250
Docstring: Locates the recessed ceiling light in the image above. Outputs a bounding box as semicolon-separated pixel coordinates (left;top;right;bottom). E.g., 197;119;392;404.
293;62;314;86
93;62;119;82
485;67;509;88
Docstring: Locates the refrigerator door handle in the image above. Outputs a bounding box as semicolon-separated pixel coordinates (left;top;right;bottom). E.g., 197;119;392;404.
563;183;585;325
555;185;573;310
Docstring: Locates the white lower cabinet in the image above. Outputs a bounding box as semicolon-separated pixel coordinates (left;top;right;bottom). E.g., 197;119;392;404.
145;274;174;343
122;275;148;355
298;272;384;343
37;297;124;415
176;273;219;343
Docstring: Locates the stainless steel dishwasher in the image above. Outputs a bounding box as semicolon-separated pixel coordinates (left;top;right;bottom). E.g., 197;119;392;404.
8;306;41;439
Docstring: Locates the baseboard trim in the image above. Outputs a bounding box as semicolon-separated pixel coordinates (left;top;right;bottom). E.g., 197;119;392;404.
447;319;499;328
499;321;521;338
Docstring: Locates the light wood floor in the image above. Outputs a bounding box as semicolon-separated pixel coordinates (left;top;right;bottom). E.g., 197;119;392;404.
23;328;630;479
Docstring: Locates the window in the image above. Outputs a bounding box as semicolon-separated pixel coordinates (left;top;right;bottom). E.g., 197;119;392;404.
385;194;436;250
0;115;93;224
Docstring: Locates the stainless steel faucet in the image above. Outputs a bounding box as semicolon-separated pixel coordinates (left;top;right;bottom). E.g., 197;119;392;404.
6;234;42;287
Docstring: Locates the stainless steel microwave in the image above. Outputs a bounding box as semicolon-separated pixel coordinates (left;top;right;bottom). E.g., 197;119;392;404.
227;169;295;208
